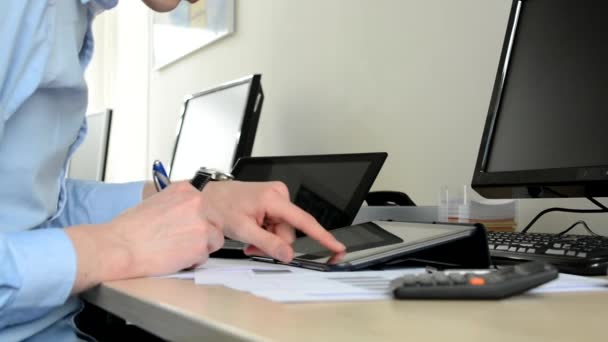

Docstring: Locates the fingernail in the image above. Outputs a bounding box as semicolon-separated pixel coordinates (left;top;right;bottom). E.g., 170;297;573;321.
278;246;292;262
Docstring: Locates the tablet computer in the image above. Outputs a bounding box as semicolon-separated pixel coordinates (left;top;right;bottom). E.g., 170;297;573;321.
251;221;478;271
210;152;387;258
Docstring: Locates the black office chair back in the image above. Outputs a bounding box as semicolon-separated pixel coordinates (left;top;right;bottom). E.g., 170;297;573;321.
366;191;416;206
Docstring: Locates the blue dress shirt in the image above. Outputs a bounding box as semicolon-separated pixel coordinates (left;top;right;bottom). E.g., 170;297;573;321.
0;1;145;341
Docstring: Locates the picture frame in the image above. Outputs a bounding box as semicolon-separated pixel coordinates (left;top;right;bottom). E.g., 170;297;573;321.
152;0;235;69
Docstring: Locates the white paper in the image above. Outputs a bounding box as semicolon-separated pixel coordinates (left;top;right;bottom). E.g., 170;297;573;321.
160;270;197;279
530;273;608;294
193;262;608;303
163;259;608;302
161;257;314;279
195;266;423;302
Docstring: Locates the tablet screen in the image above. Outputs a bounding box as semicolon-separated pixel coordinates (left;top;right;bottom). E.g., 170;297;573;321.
232;153;387;230
294;222;403;260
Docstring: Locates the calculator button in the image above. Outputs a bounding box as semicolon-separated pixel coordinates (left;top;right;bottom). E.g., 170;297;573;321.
432;273;451;285
399;276;417;287
482;274;504;284
416;275;435;286
468;277;486;286
447;273;467;284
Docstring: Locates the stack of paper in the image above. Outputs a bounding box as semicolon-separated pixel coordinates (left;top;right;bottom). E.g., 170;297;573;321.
191;261;608;303
194;265;421;302
160;259;608;303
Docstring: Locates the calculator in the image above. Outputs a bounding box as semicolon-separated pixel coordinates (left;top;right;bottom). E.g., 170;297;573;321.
390;261;558;300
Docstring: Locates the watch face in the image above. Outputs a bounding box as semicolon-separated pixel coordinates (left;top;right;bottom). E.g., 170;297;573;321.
195;167;234;182
212;173;234;181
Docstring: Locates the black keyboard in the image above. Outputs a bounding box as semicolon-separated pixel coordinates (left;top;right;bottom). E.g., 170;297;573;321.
487;231;608;276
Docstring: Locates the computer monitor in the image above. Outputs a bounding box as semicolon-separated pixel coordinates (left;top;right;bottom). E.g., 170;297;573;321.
472;0;608;199
169;74;264;180
68;109;112;181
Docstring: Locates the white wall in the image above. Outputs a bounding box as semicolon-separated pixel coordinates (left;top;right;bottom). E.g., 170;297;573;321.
86;1;150;182
149;0;509;196
92;0;608;235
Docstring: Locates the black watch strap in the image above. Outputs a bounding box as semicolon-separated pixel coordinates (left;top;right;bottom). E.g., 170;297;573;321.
190;173;211;191
190;168;234;191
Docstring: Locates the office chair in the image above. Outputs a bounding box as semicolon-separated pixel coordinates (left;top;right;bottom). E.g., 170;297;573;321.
366;191;416;206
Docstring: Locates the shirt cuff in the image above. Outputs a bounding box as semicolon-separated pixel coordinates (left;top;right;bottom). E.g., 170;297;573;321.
5;229;76;314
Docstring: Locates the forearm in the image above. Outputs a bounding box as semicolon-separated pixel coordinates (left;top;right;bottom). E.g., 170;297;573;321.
65;224;131;294
62;180;190;293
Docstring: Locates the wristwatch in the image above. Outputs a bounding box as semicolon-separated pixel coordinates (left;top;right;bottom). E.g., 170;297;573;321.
190;167;234;191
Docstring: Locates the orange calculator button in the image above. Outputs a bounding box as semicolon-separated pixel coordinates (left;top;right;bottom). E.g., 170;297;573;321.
469;277;486;286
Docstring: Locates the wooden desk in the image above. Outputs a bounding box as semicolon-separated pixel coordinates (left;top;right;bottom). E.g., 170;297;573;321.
83;277;608;342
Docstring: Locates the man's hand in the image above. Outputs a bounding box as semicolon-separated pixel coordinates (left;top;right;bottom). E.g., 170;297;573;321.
67;182;223;293
200;181;346;262
67;180;344;294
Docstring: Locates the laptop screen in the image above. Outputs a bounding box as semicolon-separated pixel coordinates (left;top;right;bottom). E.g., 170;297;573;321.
170;75;263;181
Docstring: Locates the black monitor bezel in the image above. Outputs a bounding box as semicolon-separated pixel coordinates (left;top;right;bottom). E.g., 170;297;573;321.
169;74;264;178
231;152;388;228
471;0;608;199
99;109;112;182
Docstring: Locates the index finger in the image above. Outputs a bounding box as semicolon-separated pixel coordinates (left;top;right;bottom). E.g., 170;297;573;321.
266;200;346;253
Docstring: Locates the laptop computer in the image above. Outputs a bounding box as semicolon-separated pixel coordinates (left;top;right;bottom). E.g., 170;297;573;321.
169;75;263;180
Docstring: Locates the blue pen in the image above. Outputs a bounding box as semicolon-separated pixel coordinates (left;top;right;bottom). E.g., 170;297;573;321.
152;160;171;191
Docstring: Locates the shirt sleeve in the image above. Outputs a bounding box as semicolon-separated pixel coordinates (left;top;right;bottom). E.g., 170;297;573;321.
0;229;76;329
56;179;145;226
0;2;52;136
0;180;144;328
